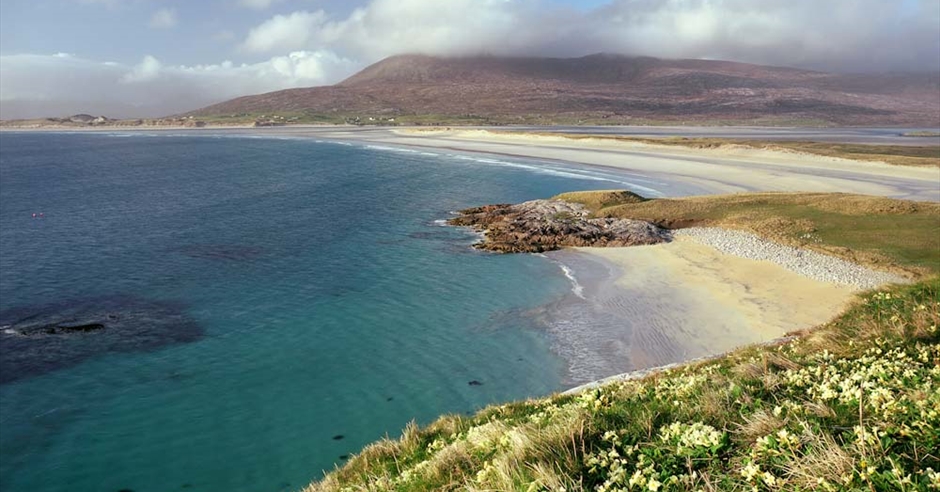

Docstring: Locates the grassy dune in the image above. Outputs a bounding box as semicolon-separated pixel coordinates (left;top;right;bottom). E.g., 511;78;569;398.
558;191;940;278
508;132;940;168
305;191;940;492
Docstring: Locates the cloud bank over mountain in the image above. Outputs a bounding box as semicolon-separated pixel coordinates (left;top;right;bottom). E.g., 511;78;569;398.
2;0;938;118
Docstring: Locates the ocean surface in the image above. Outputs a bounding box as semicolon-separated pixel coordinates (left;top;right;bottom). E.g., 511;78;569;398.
0;132;685;492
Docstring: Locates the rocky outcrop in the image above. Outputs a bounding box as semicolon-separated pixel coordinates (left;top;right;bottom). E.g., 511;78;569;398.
449;199;670;253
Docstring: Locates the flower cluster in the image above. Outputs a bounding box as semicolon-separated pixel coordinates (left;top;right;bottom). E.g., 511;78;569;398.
658;422;726;457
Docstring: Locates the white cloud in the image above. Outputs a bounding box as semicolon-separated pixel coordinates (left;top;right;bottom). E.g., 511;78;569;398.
0;51;359;119
241;10;327;53
2;0;937;119
149;8;177;29
239;0;282;10
240;0;940;72
121;55;162;83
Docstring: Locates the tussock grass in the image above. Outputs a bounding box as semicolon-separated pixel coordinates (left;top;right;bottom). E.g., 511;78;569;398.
304;192;940;492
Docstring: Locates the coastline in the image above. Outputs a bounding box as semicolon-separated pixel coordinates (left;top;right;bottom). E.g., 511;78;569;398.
317;126;940;201
4;127;927;390
4;125;938;201
538;233;874;386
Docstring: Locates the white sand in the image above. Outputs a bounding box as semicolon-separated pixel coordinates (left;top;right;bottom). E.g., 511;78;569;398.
383;128;940;201
581;238;859;354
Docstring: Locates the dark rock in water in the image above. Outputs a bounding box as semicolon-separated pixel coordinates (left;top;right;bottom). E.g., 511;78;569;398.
468;380;483;386
339;455;349;460
33;322;106;335
0;295;204;385
332;434;344;440
173;244;265;262
386;397;394;402
449;199;670;253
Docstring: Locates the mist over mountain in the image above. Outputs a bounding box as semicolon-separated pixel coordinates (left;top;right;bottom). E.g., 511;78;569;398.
187;54;940;126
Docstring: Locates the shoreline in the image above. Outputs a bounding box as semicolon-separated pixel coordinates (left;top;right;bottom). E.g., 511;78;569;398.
4;125;937;201
304;126;940;201
4;127;927;390
543;230;903;389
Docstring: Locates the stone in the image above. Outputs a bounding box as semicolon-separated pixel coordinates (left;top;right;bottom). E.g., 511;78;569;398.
449;199;670;253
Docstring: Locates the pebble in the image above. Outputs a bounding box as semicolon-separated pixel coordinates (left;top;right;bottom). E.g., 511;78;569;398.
674;227;908;290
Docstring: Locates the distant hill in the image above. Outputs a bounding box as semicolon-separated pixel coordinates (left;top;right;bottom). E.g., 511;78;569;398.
186;54;940;126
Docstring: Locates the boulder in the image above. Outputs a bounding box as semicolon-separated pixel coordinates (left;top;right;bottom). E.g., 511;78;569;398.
449;199;670;253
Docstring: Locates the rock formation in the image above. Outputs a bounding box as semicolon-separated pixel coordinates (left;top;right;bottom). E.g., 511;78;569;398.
449;199;670;253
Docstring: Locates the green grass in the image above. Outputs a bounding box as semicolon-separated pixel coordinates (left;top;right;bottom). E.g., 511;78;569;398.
903;131;940;138
302;191;940;492
557;191;940;277
305;281;939;491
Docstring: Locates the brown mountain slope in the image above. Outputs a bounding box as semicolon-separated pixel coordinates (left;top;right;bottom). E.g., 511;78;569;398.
186;54;940;126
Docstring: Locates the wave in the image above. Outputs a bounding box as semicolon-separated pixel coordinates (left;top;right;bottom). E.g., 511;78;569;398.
365;145;424;154
444;154;664;196
537;257;586;300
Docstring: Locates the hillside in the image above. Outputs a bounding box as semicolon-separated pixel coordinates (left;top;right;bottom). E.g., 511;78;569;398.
186;54;940;126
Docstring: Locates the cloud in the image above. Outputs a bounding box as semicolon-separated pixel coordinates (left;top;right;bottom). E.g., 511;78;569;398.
241;11;327;53
2;0;937;119
240;0;940;73
121;55;162;82
149;8;177;29
0;51;359;119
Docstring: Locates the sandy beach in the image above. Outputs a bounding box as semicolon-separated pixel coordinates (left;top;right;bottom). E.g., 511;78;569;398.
543;232;897;385
6;124;938;200
183;125;938;201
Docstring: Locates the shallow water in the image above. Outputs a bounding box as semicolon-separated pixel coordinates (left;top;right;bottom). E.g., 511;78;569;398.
0;132;683;492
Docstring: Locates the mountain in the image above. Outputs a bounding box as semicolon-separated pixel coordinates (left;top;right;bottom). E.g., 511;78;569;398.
186;54;940;126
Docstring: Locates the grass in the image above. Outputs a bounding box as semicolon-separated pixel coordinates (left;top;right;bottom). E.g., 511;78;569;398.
302;191;940;492
557;191;940;278
499;132;940;168
903;131;940;138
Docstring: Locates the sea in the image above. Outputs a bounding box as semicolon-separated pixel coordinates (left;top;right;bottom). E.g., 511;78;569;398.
0;131;686;492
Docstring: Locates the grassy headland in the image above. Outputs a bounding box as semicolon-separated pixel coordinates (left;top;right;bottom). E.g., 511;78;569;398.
557;191;940;277
304;191;939;492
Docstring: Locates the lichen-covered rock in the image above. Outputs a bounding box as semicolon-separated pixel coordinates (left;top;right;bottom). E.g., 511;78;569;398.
449;199;671;253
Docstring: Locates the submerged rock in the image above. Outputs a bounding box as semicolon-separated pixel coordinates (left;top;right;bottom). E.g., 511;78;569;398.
0;295;204;385
173;244;265;262
448;199;670;253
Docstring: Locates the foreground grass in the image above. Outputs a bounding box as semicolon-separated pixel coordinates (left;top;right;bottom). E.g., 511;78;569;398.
504;132;940;168
305;192;939;492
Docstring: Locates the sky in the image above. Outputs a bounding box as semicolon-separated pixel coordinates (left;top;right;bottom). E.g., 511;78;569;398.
1;0;938;119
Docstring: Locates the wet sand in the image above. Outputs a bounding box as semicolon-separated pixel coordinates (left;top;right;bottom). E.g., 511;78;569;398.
541;237;860;385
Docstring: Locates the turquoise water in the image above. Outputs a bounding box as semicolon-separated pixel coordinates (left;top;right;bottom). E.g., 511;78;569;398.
0;132;671;492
